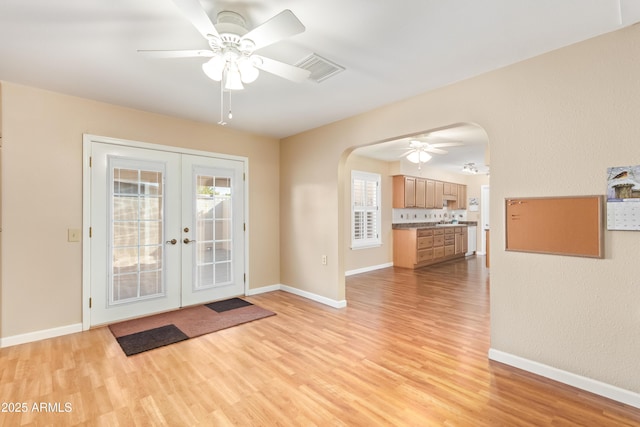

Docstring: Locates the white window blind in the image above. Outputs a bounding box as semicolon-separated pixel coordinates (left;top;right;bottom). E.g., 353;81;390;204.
351;171;381;248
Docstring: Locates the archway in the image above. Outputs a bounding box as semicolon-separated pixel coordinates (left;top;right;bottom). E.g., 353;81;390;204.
338;122;490;288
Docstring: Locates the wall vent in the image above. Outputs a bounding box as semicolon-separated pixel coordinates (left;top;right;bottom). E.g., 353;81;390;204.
295;53;345;83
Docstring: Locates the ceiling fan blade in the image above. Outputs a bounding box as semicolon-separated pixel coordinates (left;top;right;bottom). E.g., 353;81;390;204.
171;0;219;39
242;10;305;51
254;55;310;82
137;49;214;58
425;147;448;155
428;141;464;148
399;150;414;157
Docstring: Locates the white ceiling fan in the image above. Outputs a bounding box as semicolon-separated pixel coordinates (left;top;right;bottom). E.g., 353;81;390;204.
138;0;311;90
400;137;463;169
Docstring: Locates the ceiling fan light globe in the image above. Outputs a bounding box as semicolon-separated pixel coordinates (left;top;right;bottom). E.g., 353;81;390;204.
407;151;431;164
238;59;260;83
202;56;225;81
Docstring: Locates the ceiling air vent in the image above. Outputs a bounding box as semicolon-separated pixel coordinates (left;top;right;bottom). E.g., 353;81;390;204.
295;53;345;83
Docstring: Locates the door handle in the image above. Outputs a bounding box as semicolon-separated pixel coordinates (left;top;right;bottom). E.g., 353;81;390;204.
165;239;178;245
183;238;196;244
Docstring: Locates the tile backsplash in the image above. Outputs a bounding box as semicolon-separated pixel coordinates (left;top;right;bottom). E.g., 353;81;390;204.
393;208;467;224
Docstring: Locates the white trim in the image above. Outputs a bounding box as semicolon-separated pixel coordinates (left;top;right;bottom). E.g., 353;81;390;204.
281;285;347;308
246;284;281;296
82;139;92;330
0;323;83;348
246;284;347;308
350;243;382;250
345;262;393;276
488;348;640;409
83;134;248;162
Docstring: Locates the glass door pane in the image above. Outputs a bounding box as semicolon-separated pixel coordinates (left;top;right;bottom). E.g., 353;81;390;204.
110;163;165;305
195;175;233;289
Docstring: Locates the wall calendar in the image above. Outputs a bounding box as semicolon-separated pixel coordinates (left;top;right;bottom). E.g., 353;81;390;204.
607;165;640;230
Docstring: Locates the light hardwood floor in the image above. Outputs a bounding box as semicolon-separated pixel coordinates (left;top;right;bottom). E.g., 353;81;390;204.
1;256;639;426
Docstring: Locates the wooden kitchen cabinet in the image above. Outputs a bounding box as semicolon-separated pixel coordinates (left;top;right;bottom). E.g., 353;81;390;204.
443;182;457;197
415;178;426;208
432;228;445;260
462;227;468;253
435;181;444;208
425;180;436;208
443;182;451;196
454;226;468;254
404;177;416;207
393;175;417;208
394;228;434;268
394;175;466;210
444;228;455;256
455;185;467;209
394;226;468;269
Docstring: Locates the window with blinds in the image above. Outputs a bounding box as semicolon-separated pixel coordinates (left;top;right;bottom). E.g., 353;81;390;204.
351;170;381;248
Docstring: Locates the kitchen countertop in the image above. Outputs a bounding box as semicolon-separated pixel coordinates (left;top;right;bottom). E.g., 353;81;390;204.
392;221;478;230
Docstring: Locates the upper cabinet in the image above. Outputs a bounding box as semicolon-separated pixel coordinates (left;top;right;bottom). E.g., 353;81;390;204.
425;180;436;208
393;175;467;209
456;184;467;209
393;176;416;207
434;181;444;208
443;182;457;197
415;178;426;208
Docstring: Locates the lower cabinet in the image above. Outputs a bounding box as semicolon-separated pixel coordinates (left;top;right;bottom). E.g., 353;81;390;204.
454;227;468;255
393;226;468;269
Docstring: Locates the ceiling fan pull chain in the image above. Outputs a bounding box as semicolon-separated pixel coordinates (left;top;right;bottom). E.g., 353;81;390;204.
218;79;227;126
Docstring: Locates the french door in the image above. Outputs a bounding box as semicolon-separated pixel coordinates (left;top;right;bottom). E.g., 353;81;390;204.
88;142;245;326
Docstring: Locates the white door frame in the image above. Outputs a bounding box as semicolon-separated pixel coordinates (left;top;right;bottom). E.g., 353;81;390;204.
82;134;249;330
479;184;490;255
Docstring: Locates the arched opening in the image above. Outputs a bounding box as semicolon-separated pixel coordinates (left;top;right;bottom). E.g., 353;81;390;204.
338;122;490;290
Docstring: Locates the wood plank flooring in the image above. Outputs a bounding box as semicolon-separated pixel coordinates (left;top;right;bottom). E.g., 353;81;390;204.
1;256;639;426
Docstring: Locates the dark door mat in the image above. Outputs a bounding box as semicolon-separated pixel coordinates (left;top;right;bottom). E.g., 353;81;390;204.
115;324;188;356
205;297;253;312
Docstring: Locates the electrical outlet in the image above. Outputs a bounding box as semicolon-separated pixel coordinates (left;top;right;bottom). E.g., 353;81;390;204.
322;255;327;265
68;228;81;242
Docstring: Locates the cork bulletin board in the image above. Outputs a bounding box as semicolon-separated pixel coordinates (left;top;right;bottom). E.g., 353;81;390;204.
505;196;604;258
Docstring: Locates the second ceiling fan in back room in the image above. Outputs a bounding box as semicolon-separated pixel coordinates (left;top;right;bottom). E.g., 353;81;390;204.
399;136;463;170
138;0;312;124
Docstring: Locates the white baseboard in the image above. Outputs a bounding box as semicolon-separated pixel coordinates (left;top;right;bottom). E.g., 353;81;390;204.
0;323;83;348
345;262;393;276
488;348;640;409
280;285;347;308
247;284;347;308
246;284;281;296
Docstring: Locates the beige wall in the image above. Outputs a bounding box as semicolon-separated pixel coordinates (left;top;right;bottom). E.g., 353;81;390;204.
0;82;280;337
281;24;640;393
343;154;393;272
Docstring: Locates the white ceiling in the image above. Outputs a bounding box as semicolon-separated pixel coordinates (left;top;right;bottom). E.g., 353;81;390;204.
1;0;639;147
353;124;490;174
